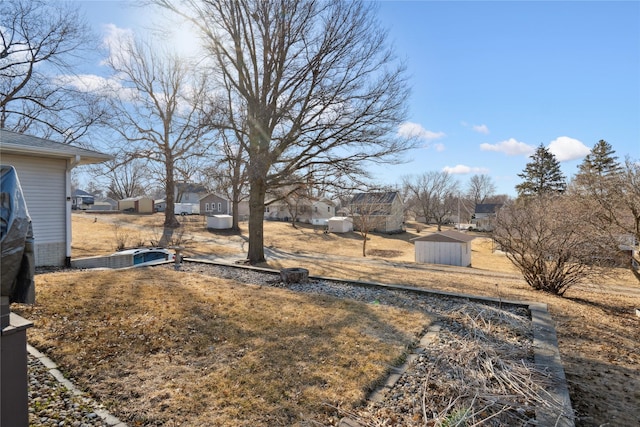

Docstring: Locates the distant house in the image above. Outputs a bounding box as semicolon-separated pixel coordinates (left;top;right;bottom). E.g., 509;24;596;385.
175;182;208;204
472;203;503;231
200;193;230;216
72;189;95;210
0;129;112;266
118;196;154;214
92;197;117;211
154;199;166;212
412;230;475;267
349;191;404;234
264;197;336;225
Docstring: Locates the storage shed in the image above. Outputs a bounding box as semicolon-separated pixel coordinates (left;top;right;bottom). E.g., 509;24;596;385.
207;215;233;230
412;230;475;267
328;216;353;233
118;197;154;213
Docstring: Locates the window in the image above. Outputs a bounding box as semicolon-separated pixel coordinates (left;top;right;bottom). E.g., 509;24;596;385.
205;203;210;211
328;206;331;212
217;202;222;211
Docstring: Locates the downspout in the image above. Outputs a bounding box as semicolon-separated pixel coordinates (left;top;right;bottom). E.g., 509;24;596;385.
65;155;81;267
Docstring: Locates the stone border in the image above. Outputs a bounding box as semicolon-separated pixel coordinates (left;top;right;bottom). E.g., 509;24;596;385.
187;259;575;427
27;345;128;427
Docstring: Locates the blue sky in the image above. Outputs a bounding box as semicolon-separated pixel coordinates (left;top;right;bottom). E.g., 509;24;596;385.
77;0;640;196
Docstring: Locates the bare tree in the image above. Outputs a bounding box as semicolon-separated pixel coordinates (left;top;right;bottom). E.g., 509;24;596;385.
103;159;149;200
103;35;217;245
201;124;250;231
466;174;496;206
570;154;640;280
493;195;610;296
155;0;414;264
0;0;108;143
403;171;459;231
349;192;393;257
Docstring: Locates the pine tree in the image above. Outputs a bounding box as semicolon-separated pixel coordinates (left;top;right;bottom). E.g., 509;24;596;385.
574;140;622;190
516;144;566;198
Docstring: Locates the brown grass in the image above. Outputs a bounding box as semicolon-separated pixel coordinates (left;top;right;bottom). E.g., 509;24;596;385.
21;268;430;426
31;213;640;426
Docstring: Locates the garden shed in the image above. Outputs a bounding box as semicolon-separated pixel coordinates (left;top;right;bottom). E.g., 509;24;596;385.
328;216;353;233
207;215;233;230
118;197;154;213
412;230;475;267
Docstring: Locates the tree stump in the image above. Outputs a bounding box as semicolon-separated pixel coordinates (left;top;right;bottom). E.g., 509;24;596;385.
280;268;309;284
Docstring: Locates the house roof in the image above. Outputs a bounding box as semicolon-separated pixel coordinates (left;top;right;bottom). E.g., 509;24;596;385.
411;230;475;243
474;203;503;214
73;189;94;197
350;191;400;205
0;129;113;165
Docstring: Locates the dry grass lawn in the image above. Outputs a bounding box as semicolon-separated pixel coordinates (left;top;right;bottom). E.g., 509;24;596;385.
17;213;640;426
21;268;430;426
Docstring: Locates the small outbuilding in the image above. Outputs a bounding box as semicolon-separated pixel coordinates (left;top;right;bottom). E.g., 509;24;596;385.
207;215;233;230
412;230;475;267
118;197;154;213
327;216;353;233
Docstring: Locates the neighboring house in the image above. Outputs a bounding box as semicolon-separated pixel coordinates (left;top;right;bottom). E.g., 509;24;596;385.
412;230;475;267
118;197;154;214
200;193;230;216
71;189;95;210
92;198;117;211
175;182;208;204
154;199;166;212
349;191;404;234
0;129;112;266
264;197;336;225
472;203;503;231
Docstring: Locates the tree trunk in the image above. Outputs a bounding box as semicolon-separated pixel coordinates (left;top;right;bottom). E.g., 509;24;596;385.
160;156;180;246
247;179;266;264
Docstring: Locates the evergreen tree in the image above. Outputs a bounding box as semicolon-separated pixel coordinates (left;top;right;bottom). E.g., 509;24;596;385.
574;140;622;191
516;144;566;198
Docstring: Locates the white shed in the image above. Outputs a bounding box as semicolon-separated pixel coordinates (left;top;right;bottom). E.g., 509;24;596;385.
412;230;475;267
207;215;233;230
328;216;353;233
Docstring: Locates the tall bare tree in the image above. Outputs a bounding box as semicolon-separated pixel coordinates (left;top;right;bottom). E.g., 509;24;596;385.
403;171;459;231
466;174;496;206
0;0;108;143
104;35;217;244
155;0;414;264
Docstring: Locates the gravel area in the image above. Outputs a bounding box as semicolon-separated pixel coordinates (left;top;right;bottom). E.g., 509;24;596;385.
27;261;544;426
28;353;108;427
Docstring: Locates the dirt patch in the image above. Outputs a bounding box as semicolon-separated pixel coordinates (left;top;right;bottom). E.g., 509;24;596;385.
367;249;405;258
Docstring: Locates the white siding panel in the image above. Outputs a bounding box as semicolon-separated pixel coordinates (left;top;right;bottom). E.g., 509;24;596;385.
2;154;68;265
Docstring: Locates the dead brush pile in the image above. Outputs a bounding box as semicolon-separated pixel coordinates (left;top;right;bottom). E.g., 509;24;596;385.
349;303;565;426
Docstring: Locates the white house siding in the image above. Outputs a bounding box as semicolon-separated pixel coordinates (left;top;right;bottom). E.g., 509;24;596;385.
415;241;471;267
1;154;68;266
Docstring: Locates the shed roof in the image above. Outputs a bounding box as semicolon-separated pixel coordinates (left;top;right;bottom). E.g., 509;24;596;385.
0;129;112;165
350;191;399;205
411;230;475;243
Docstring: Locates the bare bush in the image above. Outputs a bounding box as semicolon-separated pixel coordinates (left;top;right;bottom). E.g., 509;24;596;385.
112;223;128;251
492;195;609;296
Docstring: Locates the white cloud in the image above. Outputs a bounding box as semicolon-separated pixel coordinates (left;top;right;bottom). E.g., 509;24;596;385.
433;143;446;152
397;122;445;141
443;165;490;175
548;136;590;162
472;124;490;134
480;138;535;156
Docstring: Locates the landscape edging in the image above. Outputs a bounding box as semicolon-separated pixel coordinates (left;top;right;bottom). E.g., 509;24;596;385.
187;258;575;427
